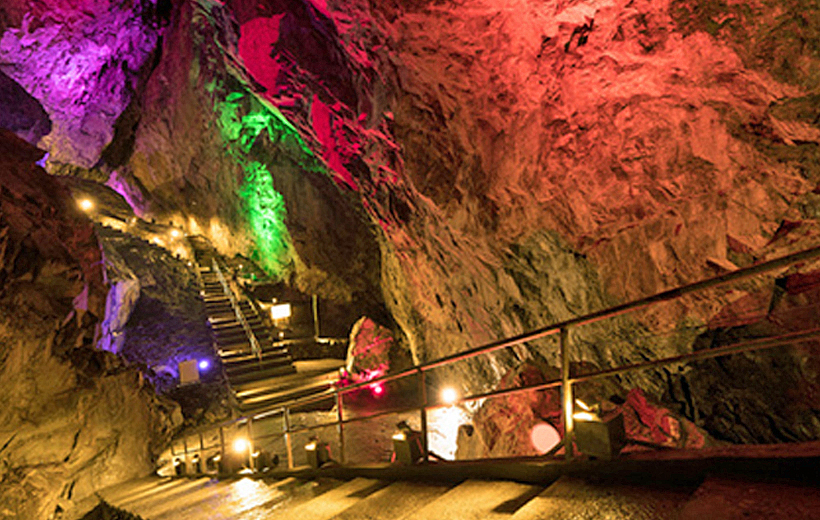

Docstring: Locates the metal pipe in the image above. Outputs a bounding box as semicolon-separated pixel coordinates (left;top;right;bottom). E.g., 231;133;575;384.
312;294;320;339
284;408;294;469
560;327;574;460
420;369;429;462
336;391;345;464
570;327;820;384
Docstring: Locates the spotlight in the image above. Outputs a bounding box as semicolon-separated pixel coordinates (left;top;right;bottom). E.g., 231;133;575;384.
573;407;626;460
440;387;458;405
78;199;94;212
233;438;249;454
392;421;423;465
198;359;210;371
304;438;330;469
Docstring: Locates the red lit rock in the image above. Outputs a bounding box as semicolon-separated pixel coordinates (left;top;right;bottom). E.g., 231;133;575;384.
345;316;410;379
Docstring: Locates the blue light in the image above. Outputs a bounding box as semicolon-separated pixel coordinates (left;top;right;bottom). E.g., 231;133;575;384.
198;360;210;371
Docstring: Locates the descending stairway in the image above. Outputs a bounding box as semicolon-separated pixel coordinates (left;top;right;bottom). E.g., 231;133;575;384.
94;470;820;520
188;236;340;412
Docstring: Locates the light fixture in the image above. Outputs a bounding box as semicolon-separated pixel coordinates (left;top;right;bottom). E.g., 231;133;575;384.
371;383;384;397
270;303;292;321
233;438;249;454
530;422;561;454
440;387;458;405
173;458;184;476
198;359;210;371
170;229;181;238
573;406;626;460
305;438;330;469
78;199;94;212
392;421;423;465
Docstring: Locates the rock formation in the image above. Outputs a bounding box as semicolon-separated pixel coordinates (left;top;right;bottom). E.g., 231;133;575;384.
0;131;181;519
2;0;820;512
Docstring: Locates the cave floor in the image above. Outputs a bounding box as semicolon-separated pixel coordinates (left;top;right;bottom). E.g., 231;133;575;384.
86;439;820;520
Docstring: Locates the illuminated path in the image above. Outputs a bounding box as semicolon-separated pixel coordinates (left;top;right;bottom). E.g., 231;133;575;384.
188;236;343;413
95;448;820;520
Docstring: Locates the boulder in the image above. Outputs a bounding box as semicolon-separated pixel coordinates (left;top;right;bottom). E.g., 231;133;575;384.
345;316;410;380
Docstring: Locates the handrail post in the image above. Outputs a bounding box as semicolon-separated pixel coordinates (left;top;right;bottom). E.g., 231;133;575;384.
247;419;254;470
218;426;225;473
312;294;320;340
560;326;574;460
419;368;429;462
336;390;345;464
284;408;294;469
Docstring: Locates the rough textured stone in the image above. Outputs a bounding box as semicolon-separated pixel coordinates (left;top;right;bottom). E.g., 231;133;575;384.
0;131;180;520
345;316;411;379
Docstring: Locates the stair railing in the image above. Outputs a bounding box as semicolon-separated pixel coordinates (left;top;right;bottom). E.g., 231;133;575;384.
170;243;820;474
212;257;263;362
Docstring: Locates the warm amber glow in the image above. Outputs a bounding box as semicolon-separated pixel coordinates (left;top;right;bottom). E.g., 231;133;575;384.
573;411;598;422
440;387;458;405
170;229;181;238
78;199;94;211
233;438;249;453
270;303;292;320
392;431;406;442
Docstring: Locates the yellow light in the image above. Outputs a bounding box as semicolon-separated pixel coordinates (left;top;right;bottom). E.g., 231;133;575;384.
305;442;316;451
170;229;181;238
233;438;249;453
392;432;407;442
78;199;94;212
270;303;292;321
575;399;591;411
440;387;458;405
573;411;599;422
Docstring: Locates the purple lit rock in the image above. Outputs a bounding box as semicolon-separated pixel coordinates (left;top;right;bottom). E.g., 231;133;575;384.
0;69;51;144
0;2;160;167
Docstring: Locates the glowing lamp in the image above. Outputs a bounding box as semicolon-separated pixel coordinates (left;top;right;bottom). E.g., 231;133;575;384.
305;439;330;469
233;438;249;454
371;383;384;397
440;387;458;405
530;422;561;454
198;359;210;371
392;422;423;465
78;199;94;212
170;229;181;238
573;411;626;460
270;303;292;321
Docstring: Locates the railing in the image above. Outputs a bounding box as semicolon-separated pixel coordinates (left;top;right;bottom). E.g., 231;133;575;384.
169;244;820;472
211;257;263;361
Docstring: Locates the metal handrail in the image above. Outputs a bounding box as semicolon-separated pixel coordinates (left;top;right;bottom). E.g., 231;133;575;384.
212;257;262;361
171;243;820;472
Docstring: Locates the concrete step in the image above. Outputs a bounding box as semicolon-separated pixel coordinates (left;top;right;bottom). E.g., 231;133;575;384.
400;479;544;520
225;357;294;378
229;364;297;385
264;478;387;520
508;476;695;520
328;480;454;520
677;475;820;520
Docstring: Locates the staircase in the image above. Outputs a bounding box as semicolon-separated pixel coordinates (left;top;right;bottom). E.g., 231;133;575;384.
94;469;820;520
188;236;340;412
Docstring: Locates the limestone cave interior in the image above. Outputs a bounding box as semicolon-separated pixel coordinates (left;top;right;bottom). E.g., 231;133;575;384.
2;0;820;518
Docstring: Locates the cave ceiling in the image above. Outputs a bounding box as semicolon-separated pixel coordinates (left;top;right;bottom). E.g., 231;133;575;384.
2;0;820;370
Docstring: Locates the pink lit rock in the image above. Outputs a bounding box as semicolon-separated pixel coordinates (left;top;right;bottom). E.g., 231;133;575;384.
345;316;410;380
0;0;160;167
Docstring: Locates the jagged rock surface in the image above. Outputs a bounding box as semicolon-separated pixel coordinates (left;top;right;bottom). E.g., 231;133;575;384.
0;131;181;520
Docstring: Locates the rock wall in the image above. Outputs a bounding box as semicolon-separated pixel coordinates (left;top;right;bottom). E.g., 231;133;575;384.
2;0;820;447
0;131;180;519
